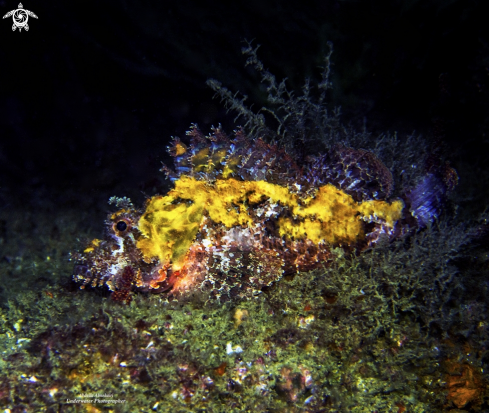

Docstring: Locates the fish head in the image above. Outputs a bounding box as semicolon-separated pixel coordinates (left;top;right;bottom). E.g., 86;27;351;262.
72;207;171;293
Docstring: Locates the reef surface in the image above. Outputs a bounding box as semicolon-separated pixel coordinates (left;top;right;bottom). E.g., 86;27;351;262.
0;44;488;412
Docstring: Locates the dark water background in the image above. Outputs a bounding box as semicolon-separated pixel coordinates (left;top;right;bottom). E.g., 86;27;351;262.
0;0;487;217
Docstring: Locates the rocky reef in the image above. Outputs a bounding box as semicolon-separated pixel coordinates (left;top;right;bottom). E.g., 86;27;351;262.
0;43;488;412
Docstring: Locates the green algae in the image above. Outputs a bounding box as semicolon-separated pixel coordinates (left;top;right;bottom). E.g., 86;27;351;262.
1;219;487;411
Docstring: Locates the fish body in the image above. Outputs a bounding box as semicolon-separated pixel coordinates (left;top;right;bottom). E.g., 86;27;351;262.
72;125;455;301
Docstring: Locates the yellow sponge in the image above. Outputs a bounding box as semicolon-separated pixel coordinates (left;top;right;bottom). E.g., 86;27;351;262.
136;177;403;269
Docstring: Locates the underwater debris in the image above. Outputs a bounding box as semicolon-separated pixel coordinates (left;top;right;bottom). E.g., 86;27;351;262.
72;123;455;302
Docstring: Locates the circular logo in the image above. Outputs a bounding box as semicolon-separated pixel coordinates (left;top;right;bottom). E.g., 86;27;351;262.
2;3;38;32
13;9;28;28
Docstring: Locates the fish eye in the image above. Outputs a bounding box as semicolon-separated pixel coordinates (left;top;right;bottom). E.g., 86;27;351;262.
116;221;128;232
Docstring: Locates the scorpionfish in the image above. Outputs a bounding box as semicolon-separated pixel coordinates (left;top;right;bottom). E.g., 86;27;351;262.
72;125;456;302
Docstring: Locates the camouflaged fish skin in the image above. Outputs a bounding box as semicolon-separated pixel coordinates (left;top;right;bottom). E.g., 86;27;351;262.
72;125;455;301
